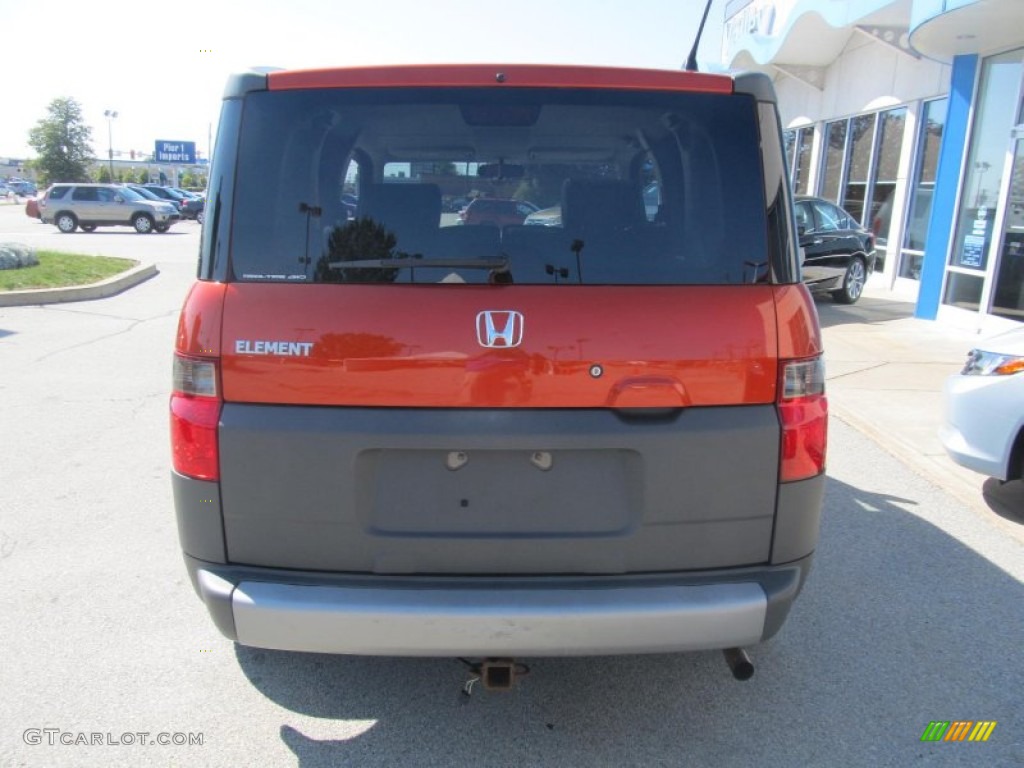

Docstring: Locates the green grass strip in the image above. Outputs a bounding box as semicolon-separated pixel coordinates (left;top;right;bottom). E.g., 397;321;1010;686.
0;251;137;291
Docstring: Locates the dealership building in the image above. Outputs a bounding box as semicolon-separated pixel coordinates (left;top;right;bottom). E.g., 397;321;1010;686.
718;0;1024;330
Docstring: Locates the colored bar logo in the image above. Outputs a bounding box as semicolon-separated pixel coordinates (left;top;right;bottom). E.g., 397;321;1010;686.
920;721;997;742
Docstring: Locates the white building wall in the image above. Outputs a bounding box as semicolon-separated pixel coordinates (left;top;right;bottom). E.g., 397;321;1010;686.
775;77;823;129
775;34;950;127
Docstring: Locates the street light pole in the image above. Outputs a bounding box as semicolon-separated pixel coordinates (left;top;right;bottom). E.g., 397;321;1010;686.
104;109;118;181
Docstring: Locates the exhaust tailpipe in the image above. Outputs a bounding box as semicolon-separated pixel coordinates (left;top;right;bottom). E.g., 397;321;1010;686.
481;658;517;691
723;648;754;681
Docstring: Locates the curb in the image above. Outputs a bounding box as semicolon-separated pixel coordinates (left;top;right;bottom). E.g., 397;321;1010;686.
0;263;158;307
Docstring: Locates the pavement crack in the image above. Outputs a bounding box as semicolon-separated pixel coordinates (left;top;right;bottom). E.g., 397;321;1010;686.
40;306;146;322
826;362;888;381
33;311;175;363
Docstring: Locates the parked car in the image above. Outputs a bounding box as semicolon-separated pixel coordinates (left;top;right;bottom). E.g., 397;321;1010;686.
171;64;826;681
443;195;469;213
38;183;179;233
142;184;190;210
523;206;562;226
125;184;167;203
458;198;538;226
125;184;181;211
794;196;876;304
178;195;206;223
940;326;1024;481
8;180;38;197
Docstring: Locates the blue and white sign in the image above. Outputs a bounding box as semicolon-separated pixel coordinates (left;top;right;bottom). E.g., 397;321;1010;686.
154;140;196;164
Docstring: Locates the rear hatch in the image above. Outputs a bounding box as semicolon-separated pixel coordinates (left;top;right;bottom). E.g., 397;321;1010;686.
206;66;800;576
218;284;781;574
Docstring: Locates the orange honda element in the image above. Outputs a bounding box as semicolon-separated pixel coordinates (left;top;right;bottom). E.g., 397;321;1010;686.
171;64;826;681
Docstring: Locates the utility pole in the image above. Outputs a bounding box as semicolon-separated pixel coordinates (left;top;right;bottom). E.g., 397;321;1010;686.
104;110;118;180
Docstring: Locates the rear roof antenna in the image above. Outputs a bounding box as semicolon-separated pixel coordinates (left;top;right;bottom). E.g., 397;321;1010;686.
684;0;715;72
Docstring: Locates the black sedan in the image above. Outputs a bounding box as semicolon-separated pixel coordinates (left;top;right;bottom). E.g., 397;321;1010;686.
795;196;876;304
127;184;182;212
178;195;205;223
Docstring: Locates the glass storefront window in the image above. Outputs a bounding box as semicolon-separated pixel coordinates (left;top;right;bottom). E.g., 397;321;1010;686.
943;271;985;310
793;128;813;196
866;108;906;273
899;98;947;280
821;120;846;203
819;108;907;272
945;49;1024;313
843;114;875;224
783;127;814;196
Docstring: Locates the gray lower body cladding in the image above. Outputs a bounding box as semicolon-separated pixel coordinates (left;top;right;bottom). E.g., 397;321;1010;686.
213;405;787;574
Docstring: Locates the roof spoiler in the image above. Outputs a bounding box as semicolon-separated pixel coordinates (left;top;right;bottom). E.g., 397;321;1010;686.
684;0;715;72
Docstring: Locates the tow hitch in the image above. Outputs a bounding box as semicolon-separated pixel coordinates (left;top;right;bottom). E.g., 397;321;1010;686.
459;657;526;695
481;658;517;690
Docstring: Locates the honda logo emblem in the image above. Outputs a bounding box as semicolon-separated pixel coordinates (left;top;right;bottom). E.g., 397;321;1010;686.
476;310;524;348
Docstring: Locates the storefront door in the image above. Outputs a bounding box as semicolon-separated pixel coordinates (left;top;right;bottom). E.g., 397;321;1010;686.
942;48;1024;324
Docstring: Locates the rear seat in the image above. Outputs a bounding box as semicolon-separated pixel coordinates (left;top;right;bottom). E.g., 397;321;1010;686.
356;183;441;258
429;224;504;284
435;223;502;260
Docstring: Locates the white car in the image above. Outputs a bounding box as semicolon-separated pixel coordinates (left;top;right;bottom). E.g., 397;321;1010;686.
941;327;1024;481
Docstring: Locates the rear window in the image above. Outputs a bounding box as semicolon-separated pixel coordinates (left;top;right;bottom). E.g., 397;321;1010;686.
72;187;99;202
230;87;769;285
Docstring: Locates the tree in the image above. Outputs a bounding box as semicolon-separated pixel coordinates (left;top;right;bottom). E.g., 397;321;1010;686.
28;97;95;185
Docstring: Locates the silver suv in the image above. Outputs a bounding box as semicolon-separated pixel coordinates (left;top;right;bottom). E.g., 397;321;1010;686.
39;183;180;234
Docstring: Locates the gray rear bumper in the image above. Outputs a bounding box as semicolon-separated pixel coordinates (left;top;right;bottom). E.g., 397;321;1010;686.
187;555;812;656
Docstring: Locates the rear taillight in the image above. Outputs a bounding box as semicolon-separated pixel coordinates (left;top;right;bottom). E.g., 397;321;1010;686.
778;357;828;482
170;354;221;481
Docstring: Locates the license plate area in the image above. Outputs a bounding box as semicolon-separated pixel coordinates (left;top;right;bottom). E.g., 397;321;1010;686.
359;449;640;537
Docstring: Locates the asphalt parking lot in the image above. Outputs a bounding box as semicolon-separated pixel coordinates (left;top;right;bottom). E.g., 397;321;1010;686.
1;204;1022;766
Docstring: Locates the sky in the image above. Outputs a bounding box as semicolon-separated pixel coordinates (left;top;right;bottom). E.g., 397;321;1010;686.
0;0;724;164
